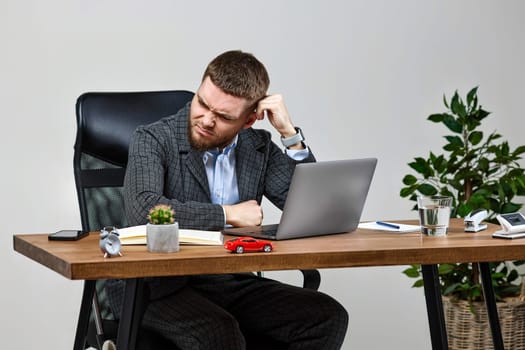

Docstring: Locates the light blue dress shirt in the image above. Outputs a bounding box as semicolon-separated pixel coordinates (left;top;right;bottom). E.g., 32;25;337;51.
203;135;309;206
203;138;240;205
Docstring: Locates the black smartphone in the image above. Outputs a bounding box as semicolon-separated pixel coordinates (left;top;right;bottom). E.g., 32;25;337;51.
48;230;89;241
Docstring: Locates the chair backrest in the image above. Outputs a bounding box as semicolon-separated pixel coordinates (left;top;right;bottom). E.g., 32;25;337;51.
74;90;194;232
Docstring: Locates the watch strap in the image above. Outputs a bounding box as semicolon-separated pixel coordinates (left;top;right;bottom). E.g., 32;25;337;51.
281;127;305;148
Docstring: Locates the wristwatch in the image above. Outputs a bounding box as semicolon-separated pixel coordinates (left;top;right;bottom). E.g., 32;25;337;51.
100;226;122;258
281;127;305;148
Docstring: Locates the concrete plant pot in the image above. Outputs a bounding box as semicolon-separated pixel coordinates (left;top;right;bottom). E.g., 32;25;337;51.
146;222;179;253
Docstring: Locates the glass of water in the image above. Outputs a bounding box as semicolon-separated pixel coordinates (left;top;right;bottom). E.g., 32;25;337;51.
417;195;452;236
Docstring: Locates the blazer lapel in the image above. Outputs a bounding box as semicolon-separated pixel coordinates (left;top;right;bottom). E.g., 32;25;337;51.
176;117;210;200
185;148;211;199
236;131;264;201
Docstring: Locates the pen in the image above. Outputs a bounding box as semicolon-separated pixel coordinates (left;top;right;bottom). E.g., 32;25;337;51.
376;221;401;230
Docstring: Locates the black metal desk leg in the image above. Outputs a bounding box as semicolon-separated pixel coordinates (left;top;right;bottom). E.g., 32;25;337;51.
117;278;145;350
74;280;96;350
478;262;505;350
421;264;449;350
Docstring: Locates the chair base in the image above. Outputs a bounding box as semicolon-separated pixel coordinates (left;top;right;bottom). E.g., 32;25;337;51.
87;319;174;350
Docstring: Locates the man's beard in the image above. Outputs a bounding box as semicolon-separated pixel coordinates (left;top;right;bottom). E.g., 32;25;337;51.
187;120;232;152
188;121;208;151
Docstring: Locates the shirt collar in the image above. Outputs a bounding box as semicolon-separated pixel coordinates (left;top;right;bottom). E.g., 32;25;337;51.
203;135;238;161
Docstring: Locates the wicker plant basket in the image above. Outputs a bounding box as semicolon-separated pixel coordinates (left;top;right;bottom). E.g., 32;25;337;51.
443;289;525;350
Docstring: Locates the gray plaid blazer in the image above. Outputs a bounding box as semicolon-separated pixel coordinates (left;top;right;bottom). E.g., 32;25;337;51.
124;102;316;230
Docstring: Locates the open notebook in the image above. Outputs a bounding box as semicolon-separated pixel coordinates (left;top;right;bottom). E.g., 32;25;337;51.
118;225;223;246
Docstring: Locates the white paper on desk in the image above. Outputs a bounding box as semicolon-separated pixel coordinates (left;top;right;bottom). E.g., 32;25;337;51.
358;221;421;233
117;225;223;245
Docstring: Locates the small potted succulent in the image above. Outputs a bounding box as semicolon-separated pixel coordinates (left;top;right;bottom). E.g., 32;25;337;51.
146;204;179;253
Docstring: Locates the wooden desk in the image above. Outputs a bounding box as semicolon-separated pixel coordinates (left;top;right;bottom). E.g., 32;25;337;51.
14;219;525;350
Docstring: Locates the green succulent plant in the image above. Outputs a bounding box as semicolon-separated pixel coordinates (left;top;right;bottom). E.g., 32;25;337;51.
400;86;525;304
147;204;176;225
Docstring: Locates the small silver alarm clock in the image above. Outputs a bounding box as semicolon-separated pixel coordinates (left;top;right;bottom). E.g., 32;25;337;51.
100;226;122;258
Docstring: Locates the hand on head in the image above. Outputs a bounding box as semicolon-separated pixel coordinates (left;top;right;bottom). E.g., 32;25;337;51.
255;94;297;138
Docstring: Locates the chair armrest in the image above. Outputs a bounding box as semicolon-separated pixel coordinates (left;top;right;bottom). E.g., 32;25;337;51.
301;269;321;290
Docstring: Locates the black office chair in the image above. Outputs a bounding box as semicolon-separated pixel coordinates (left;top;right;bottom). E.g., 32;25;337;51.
74;90;194;350
73;90;321;350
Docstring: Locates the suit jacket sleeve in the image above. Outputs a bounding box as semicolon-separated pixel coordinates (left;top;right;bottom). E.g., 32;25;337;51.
235;127;316;211
262;139;316;210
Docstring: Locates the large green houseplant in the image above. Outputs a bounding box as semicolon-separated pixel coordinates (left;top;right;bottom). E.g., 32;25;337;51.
400;86;525;304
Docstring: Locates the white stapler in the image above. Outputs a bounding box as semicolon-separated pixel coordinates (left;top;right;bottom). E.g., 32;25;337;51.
464;209;488;232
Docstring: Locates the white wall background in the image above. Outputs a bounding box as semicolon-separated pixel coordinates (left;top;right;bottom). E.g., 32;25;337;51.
2;1;525;349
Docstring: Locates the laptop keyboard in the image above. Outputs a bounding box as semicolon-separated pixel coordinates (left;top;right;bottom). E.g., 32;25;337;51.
259;224;278;239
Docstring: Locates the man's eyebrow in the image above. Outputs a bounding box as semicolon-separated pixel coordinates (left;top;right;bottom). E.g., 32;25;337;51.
197;94;237;121
216;111;237;121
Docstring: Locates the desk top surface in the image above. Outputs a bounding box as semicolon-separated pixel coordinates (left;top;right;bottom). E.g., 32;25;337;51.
13;219;525;280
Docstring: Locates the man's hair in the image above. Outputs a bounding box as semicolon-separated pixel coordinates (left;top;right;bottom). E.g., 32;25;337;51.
202;50;270;103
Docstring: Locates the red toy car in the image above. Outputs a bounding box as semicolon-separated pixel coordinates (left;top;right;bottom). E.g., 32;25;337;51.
224;236;274;254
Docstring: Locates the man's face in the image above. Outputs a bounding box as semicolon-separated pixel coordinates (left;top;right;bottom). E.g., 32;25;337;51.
188;77;256;151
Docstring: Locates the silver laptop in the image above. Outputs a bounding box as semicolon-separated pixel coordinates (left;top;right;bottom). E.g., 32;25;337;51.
222;158;377;240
